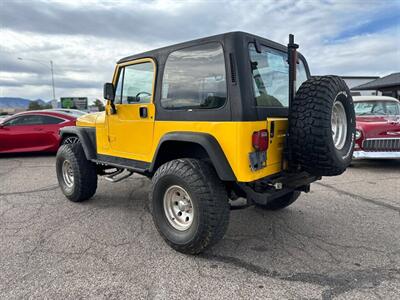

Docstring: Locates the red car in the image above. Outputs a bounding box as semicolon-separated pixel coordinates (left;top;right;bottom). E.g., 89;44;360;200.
353;96;400;159
0;111;77;154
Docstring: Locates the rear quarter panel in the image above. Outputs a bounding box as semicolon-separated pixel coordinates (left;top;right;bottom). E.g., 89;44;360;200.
152;118;287;182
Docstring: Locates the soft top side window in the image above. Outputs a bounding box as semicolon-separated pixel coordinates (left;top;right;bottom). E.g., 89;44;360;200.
161;42;227;110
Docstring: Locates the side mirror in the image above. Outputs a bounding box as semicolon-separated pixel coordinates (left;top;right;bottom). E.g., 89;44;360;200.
103;83;115;101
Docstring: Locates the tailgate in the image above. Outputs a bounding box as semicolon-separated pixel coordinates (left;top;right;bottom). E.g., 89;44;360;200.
266;118;288;166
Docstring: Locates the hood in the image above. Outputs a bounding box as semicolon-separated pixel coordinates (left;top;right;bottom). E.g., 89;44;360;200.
357;115;400;138
76;112;104;127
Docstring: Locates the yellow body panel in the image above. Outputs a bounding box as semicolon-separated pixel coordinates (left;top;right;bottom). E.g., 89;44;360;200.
76;112;102;127
150;119;288;182
77;57;289;183
84;113;288;182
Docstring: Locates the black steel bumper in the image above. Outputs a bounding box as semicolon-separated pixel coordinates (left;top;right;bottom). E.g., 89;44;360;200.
238;172;321;205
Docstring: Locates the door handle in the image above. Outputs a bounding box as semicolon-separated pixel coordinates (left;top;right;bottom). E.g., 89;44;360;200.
139;107;148;118
34;128;43;131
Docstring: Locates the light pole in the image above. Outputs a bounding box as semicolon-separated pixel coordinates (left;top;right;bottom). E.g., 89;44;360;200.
17;57;56;101
50;60;55;101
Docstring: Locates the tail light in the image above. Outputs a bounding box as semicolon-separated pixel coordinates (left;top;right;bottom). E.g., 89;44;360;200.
252;129;269;151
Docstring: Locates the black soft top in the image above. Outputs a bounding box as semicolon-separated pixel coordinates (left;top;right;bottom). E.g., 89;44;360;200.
118;31;291;64
116;31;310;122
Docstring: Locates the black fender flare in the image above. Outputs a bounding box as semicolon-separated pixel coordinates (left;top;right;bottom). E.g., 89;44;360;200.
59;126;97;160
150;132;236;181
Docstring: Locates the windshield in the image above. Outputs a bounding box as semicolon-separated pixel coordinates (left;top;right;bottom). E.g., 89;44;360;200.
249;43;308;107
354;101;400;116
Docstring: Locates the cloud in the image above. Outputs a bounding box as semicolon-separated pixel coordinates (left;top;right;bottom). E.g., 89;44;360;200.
0;0;228;43
0;71;100;89
0;0;399;101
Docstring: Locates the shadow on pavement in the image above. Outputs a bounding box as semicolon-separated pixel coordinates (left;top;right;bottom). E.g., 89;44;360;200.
350;158;400;170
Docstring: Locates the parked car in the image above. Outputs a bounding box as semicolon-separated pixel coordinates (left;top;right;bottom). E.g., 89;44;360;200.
0;111;77;154
0;115;9;123
353;96;400;159
44;109;87;118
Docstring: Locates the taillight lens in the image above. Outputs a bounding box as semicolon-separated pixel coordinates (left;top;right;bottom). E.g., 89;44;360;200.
252;129;269;151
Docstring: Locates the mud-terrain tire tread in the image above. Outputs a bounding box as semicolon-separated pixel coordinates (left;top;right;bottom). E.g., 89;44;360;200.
289;75;355;176
150;158;230;254
56;143;97;202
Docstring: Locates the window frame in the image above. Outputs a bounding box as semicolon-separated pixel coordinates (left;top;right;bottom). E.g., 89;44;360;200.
38;115;66;125
3;114;66;126
3;115;26;126
112;58;157;105
160;41;228;111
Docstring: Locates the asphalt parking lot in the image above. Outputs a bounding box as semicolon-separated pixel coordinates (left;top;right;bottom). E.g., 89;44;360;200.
0;155;399;299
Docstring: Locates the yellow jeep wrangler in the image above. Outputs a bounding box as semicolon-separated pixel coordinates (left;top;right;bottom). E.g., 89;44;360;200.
56;32;355;254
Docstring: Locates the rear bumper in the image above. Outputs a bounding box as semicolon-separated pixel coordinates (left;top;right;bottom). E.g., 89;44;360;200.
238;172;320;205
353;151;400;159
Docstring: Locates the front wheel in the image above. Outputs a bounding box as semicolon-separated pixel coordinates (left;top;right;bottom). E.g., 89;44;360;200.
150;159;230;254
56;143;97;202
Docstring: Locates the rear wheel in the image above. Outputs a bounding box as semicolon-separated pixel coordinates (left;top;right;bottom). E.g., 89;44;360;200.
150;159;230;254
255;191;301;210
56;143;97;202
289;76;356;176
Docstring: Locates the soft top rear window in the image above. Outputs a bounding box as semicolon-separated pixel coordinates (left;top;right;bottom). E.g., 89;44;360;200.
249;43;307;107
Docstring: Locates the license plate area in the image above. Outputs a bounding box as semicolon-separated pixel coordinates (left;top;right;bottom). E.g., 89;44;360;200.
249;151;266;171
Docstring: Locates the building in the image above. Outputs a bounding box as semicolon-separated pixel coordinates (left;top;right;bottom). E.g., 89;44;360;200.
352;72;400;100
341;76;379;96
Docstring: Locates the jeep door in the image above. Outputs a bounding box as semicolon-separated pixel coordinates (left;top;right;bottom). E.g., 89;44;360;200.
107;58;156;161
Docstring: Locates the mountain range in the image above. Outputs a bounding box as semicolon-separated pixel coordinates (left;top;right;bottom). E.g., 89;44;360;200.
0;97;48;109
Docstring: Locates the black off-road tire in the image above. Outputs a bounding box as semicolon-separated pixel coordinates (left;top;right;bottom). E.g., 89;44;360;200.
150;159;230;254
255;191;301;211
289;76;356;176
56;143;97;202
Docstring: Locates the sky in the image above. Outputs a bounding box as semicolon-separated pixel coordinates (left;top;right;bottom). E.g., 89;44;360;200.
0;0;399;102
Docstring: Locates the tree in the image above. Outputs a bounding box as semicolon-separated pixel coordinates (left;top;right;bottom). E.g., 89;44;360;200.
28;101;52;110
93;99;105;111
28;101;43;110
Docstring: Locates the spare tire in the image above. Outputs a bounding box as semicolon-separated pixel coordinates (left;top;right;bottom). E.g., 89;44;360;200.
289;75;355;176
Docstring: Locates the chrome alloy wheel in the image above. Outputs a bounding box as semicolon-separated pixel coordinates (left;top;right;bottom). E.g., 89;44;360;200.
62;159;74;188
331;100;348;150
163;185;194;231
